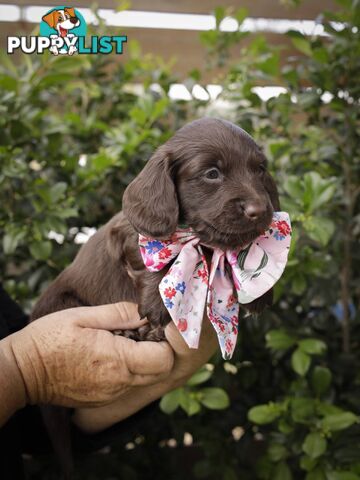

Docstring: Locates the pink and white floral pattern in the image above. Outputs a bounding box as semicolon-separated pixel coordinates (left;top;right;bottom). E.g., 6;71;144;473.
139;211;291;359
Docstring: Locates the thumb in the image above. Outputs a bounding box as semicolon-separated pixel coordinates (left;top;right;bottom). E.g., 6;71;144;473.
68;302;147;331
116;337;174;385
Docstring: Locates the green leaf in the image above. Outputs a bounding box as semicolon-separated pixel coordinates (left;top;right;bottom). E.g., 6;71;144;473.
292;274;307;295
311;366;332;396
151;98;169;122
268;443;288;462
36;186;52;205
302;432;327;459
177;389;202;416
160;389;182;414
273;461;293;480
56;207;78;219
303;172;316;200
305;467;327;480
288;32;312;56
304;217;335;246
300;455;318;472
298;339;327;355
186;397;202;416
0;74;18;91
214;6;226;28
3;230;26;254
50;182;67;202
187;367;213;386
266;330;297;351
91;152;116;171
29;241;52;261
302;172;324;211
130;106;148;125
321;412;359;432
301;172;336;213
116;0;132;12
278;419;294;434
37;73;74;88
44;216;68;235
248;403;282;425
311;184;336;211
257;52;280;76
291;348;311;376
327;472;360;480
199;388;230;410
291;398;315;423
312;47;329;64
316;402;342;416
269;140;291;160
234;7;248;25
283;175;303;199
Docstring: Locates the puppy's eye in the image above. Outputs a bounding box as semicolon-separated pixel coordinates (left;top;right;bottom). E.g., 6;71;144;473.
205;168;221;180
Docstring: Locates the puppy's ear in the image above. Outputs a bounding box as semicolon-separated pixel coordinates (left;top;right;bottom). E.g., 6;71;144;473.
65;7;76;17
122;146;179;238
42;10;57;28
264;173;280;211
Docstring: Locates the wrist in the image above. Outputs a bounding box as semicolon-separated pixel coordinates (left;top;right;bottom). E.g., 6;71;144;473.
0;335;27;425
8;325;48;405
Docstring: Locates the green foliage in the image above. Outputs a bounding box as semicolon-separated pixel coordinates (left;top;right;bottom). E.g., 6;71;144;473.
1;1;360;479
248;331;360;477
160;366;230;415
0;39;181;310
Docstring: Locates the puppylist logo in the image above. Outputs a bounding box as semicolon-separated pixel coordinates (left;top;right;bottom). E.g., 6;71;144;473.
7;6;127;55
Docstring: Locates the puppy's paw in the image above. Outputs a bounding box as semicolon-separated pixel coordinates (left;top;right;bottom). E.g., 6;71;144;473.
138;303;171;329
113;324;166;342
141;324;166;342
244;288;273;316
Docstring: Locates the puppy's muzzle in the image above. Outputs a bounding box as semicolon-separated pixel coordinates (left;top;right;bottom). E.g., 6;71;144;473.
236;199;268;221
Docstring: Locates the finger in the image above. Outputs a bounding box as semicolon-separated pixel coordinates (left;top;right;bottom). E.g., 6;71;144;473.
164;322;192;355
69;302;148;330
116;338;174;381
165;316;217;356
129;372;172;387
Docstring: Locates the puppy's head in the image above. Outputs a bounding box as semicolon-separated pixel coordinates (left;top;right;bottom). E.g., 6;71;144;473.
123;118;279;249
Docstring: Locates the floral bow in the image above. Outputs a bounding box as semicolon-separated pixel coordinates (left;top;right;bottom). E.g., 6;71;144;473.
139;212;291;359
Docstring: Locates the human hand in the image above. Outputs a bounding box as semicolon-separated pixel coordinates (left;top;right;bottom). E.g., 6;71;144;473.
164;315;218;386
73;314;218;432
0;303;174;424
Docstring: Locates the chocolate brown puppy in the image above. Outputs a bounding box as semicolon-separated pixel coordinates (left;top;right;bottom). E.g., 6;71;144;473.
33;117;279;329
31;117;280;476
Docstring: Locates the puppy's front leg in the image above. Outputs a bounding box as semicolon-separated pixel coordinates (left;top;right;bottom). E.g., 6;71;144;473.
139;270;170;322
129;270;171;342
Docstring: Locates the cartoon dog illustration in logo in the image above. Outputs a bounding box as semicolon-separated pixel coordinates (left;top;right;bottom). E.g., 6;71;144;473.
42;7;80;55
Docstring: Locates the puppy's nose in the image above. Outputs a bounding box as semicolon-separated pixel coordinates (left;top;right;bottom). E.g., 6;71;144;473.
237;200;265;220
70;17;78;24
244;202;265;220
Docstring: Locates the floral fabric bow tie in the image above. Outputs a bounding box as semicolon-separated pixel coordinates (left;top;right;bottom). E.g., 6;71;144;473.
139;212;291;359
